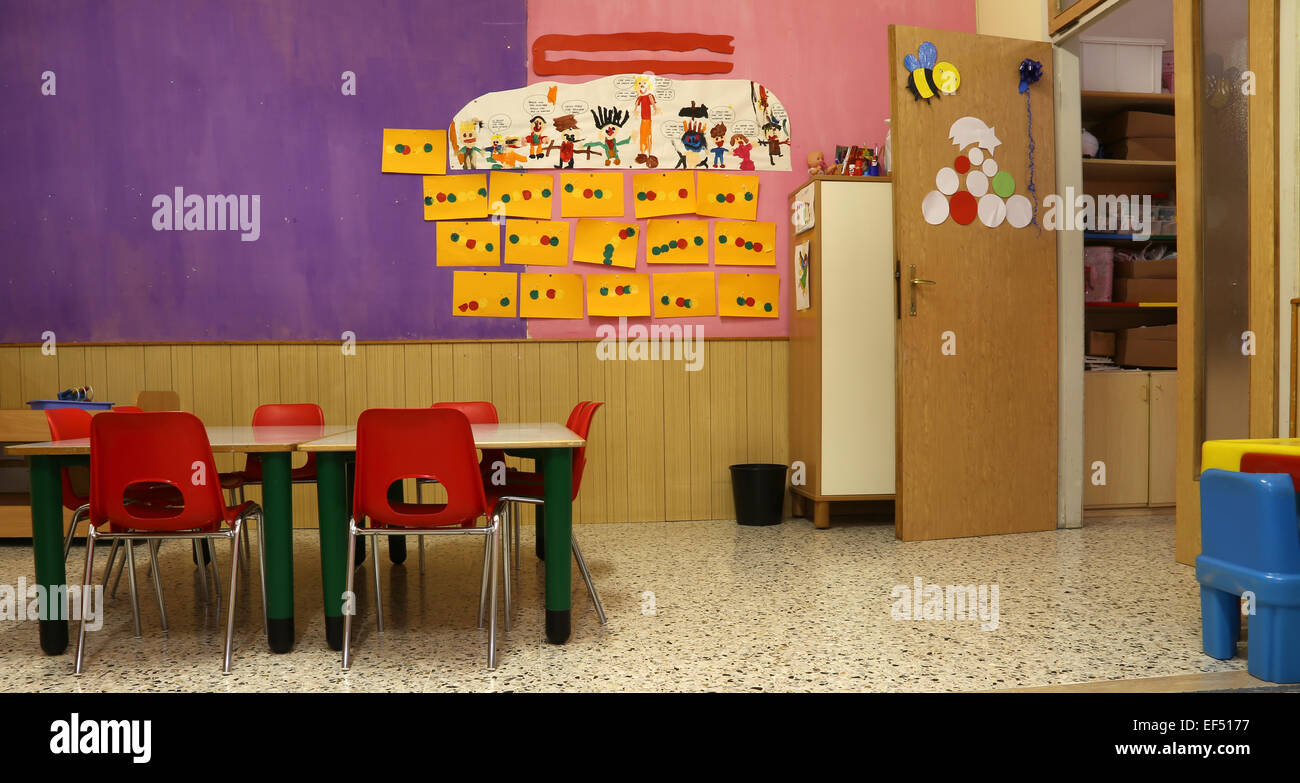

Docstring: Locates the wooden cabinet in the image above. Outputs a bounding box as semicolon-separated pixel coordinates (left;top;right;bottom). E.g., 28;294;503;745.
788;177;895;528
0;409;79;538
1083;370;1176;508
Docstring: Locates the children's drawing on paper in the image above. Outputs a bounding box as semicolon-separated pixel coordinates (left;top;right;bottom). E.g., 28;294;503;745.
632;74;662;165
449;75;791;171
795;241;811;311
587;106;632;166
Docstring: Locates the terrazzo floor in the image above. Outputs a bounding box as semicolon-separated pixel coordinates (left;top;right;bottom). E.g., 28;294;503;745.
0;513;1248;692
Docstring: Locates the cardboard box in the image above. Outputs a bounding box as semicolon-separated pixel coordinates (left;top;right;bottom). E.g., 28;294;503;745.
1114;277;1177;302
1106;137;1175;161
1093;110;1175;143
1087;330;1117;357
1114;258;1177;279
1117;325;1177;368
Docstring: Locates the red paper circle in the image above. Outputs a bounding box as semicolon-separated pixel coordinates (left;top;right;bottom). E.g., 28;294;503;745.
954;155;971;174
949;191;978;225
678;188;688;199
546;289;556;299
647;191;657;201
540;235;550;244
725;193;735;203
436;193;447;203
583;188;593;198
745;297;755;307
465;239;477;249
735;237;745;247
676;239;687;249
522;190;532;200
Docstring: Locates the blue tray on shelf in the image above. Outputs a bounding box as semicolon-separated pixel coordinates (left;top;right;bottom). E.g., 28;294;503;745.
27;400;115;411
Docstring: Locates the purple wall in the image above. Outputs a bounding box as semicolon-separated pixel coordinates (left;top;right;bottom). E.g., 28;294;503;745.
0;0;528;342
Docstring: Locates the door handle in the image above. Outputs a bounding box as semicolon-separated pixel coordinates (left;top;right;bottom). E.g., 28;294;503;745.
907;264;936;316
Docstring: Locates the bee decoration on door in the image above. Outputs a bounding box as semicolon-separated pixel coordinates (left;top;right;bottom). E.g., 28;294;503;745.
904;41;961;102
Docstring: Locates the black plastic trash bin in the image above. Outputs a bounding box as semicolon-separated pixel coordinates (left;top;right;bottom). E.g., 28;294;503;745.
729;463;787;526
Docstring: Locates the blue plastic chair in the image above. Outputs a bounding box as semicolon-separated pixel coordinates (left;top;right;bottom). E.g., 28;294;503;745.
1197;468;1300;683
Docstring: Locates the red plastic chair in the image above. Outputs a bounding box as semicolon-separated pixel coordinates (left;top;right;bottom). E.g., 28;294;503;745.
75;412;261;674
48;409;177;562
218;403;323;576
416;401;504;568
490;401;606;624
344;408;509;670
111;405;144;413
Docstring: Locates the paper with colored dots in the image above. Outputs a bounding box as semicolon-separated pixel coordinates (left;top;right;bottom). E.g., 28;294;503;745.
586;273;650;317
695;172;759;220
504;219;570;266
488;171;555;219
652;272;716;317
559;172;624;217
713;221;776;266
436;221;501;267
382;129;447;174
632;172;697;219
423;174;489;221
519;273;583;319
718;272;779;317
645;219;710;264
452;271;517;317
572;218;638;269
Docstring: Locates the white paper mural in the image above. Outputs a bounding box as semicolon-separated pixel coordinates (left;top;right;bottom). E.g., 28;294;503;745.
449;75;791;172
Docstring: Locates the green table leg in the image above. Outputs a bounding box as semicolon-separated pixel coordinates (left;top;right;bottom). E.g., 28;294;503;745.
258;452;295;653
315;452;349;651
540;447;572;643
30;455;68;655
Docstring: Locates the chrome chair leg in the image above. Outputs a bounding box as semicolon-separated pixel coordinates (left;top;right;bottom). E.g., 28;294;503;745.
208;537;222;617
487;520;500;669
101;539;120;591
74;529;98;674
223;520;242;674
572;534;606;625
193;540;210;606
239;486;250;562
371;530;384;633
256;510;268;636
477;532;491;628
110;541;129;598
513;504;520;572
63;504;88;561
149;539;168;632
501;518;512;633
342;519;358;670
125;539;142;638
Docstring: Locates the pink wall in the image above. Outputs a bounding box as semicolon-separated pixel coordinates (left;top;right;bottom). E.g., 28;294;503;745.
525;0;975;338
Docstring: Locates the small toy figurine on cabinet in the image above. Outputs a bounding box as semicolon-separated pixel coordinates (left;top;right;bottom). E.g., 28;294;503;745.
807;150;832;176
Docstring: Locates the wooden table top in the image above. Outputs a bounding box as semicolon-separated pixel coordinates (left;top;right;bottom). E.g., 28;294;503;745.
298;422;585;452
4;424;356;456
1202;438;1300;472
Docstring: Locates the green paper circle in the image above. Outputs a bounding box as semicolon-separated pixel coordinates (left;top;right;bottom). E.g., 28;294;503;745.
661;295;670;305
500;297;510;307
745;241;753;250
509;234;519;244
542;188;551;197
564;183;574;192
594;189;603;199
478;187;488;196
718;235;728;244
424;197;432;205
423;143;433;153
991;170;1016;198
652;247;661;256
450;233;460;242
394;144;403;153
485;243;494;252
637;192;647;201
764;302;773;312
501;194;511;203
530;290;540;299
694;236;704;246
716;194;726;203
447;193;456;203
549;236;558;246
736;296;745;306
600;286;609;295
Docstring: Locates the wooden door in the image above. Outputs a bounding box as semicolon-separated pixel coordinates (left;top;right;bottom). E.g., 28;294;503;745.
1084;371;1150;507
1149;370;1177;505
889;26;1058;540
